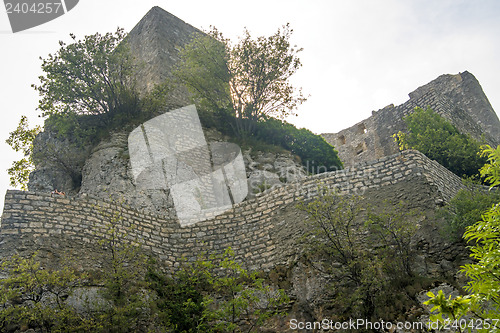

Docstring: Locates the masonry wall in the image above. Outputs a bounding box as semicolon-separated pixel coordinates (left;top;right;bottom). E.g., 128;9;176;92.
322;72;499;167
0;150;465;272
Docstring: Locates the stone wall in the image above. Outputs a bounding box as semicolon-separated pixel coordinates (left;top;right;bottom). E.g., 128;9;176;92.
127;6;201;104
0;150;465;272
322;71;500;167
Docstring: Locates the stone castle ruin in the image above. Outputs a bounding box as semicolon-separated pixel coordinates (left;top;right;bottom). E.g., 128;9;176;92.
321;71;500;167
1;6;500;282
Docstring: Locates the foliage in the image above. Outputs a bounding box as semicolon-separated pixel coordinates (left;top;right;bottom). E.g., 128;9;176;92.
297;188;421;322
0;253;88;332
439;186;500;241
480;144;500;187
148;248;288;333
31;26;164;150
0;247;287;332
424;145;500;331
394;106;486;178
251;117;342;173
7;28;166;190
175;24;306;136
366;201;418;277
202;248;289;333
424;290;472;330
139;80;174;117
5;116;41;190
91;204;153;332
147;260;208;332
33;28;138;118
173;27;232;126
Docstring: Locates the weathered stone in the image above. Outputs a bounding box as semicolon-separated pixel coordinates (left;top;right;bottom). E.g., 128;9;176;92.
322;71;500;167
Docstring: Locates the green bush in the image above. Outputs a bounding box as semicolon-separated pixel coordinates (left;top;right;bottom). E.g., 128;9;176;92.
424;145;500;329
395;106;486;178
147;248;289;333
298;189;425;323
439;186;500;241
253;118;343;174
1;247;288;332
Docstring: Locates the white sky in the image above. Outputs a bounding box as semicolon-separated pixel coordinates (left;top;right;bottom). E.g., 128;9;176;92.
1;0;500;209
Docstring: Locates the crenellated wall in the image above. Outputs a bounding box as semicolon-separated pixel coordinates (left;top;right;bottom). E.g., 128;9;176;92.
0;150;465;272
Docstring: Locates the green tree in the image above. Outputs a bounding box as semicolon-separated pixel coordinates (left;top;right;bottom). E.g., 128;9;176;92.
394;106;486;178
91;204;153;332
202;248;288;333
147;259;209;332
5;116;42;190
7;28;165;192
297;189;383;320
33;28;139;119
298;188;423;324
175;24;306;136
148;248;288;333
0;253;88;332
425;145;500;332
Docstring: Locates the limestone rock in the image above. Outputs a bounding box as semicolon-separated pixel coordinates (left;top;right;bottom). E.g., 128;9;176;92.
28;130;89;195
244;149;306;197
77;130;306;214
78;132;175;216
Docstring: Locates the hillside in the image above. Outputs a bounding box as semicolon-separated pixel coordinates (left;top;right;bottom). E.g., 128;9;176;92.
2;6;500;332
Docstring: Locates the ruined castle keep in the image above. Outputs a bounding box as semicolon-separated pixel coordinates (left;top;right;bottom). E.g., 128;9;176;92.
321;71;500;167
1;6;499;277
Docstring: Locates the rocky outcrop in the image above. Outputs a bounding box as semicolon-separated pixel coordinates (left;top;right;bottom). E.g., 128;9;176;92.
28;130;89;195
244;149;306;197
78;132;176;216
76;130;306;214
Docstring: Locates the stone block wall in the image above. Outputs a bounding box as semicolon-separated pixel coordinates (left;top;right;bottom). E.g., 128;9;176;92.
0;150;465;272
322;72;499;167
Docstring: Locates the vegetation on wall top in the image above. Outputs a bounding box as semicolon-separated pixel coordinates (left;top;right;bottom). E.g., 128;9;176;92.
394;106;486;179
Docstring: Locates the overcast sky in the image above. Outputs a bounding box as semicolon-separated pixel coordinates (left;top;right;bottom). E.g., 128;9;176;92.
1;0;500;209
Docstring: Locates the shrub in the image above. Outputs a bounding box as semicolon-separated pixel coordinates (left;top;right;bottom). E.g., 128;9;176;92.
439;186;500;241
424;145;500;329
298;188;423;323
253;117;343;174
395;106;486;178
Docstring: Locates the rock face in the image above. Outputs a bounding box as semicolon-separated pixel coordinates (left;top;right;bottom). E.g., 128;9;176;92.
76;129;305;214
244;149;307;197
28;130;89;195
322;71;500;167
78;132;176;216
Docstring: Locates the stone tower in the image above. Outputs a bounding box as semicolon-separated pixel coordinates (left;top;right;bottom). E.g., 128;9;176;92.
126;6;203;104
